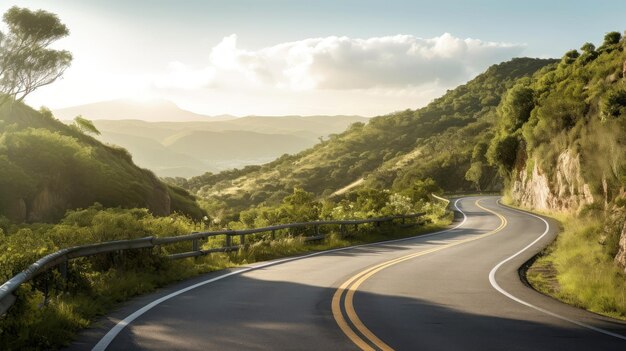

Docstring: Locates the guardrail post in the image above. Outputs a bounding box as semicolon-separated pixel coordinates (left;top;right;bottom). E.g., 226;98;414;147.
340;224;346;237
225;233;232;247
240;234;245;246
43;273;50;306
59;258;68;282
354;224;358;232
118;250;126;271
271;230;276;240
315;225;319;236
402;217;406;225
192;238;199;251
375;220;381;227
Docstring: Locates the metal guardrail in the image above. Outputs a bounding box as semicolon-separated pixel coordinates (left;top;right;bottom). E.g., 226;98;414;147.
0;212;425;315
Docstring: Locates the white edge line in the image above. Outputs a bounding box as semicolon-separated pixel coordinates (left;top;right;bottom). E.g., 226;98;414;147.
489;202;626;341
93;198;469;350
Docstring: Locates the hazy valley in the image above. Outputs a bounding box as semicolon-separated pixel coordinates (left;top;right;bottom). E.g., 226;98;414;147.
54;99;367;177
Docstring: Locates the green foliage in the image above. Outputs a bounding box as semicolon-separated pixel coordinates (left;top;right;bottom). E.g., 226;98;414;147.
0;194;451;350
0;205;211;349
0;6;72;103
72;115;100;136
465;142;491;190
230;184;447;234
602;86;626;119
528;212;626;320
0;101;205;222
282;188;321;222
465;161;484;190
487;134;519;172
185;57;554;214
497;83;535;132
491;30;626;201
580;42;596;53
561;50;580;65
463;30;624;201
491;34;626;317
401;178;442;203
579;42;599;64
603;31;622;46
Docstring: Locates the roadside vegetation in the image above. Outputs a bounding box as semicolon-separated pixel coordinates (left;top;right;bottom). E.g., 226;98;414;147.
527;208;626;320
0;185;451;350
491;31;626;321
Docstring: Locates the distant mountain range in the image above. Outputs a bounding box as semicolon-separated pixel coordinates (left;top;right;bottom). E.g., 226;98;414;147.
53;99;368;177
53;98;235;122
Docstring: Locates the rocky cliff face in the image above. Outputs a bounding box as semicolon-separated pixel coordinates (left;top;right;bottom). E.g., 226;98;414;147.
28;186;69;222
5;182;172;223
511;150;594;212
512;149;626;273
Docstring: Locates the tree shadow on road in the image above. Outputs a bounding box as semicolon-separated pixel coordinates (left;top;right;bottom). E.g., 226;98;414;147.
67;274;626;351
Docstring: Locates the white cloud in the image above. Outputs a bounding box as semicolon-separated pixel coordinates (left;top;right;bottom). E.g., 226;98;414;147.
26;33;524;116
153;33;524;92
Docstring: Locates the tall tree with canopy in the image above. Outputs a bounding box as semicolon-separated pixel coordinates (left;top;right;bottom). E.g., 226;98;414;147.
0;6;72;104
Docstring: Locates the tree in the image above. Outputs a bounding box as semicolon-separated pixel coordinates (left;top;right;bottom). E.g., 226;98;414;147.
561;50;580;65
580;42;596;53
602;88;626;119
598;31;622;54
579;42;598;64
497;84;534;132
0;7;72;104
487;134;519;173
603;31;622;46
281;188;320;222
73;115;101;136
402;178;442;203
465;161;483;191
465;142;489;190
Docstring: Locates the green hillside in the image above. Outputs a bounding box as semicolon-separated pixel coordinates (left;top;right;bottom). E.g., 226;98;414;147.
0;102;205;223
486;32;626;318
180;57;556;214
492;33;626;201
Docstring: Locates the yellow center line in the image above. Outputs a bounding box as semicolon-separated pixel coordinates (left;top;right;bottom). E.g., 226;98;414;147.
331;199;508;350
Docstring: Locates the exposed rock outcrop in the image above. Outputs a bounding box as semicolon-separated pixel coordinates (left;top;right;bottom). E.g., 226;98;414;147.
3;182;173;223
28;186;69;222
511;150;594;212
512;149;626;272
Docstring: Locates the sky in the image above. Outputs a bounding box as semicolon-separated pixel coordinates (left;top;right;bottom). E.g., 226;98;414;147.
1;0;625;117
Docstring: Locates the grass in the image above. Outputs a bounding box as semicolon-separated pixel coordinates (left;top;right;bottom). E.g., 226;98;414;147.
0;217;451;351
524;213;626;320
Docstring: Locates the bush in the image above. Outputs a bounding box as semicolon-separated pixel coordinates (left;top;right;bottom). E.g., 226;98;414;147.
602;87;626;119
487;134;519;172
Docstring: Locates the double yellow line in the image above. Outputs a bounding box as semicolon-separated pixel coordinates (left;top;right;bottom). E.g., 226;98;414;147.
331;199;508;351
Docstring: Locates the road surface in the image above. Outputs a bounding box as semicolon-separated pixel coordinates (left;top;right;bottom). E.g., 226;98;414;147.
69;196;626;350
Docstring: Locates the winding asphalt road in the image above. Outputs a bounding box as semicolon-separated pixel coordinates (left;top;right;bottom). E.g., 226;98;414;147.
68;196;626;350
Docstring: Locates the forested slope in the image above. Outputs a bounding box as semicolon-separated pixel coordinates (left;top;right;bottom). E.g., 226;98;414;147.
0;102;205;223
178;58;555;213
482;32;626;319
